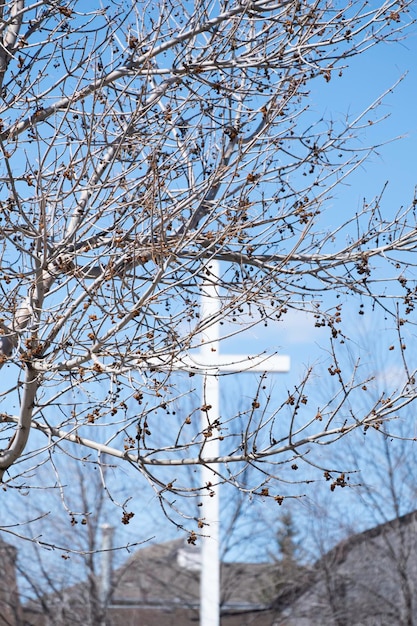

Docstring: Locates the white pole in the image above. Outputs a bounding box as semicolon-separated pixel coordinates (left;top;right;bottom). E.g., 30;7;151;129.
197;261;290;626
200;260;221;626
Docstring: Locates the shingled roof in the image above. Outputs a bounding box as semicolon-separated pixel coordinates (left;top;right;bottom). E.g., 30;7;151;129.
21;510;417;626
22;536;289;626
275;510;417;626
106;538;281;625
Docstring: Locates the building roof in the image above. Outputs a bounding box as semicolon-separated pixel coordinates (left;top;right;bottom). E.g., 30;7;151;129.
111;538;279;611
24;511;417;626
22;536;287;626
275;510;417;626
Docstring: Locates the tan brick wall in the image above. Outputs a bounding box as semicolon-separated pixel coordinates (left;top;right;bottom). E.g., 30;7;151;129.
0;541;21;626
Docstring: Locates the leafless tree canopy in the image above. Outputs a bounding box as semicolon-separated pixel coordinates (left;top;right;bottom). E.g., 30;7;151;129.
0;0;416;519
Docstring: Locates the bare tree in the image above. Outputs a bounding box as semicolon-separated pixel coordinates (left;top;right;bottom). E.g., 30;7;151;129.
0;0;416;536
319;391;417;625
276;340;417;626
12;461;293;626
277;505;417;626
10;459;147;626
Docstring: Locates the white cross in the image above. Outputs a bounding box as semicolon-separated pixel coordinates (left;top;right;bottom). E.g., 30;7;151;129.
145;260;290;625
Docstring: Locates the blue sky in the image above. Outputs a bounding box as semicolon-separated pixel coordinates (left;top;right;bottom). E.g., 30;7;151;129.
2;3;417;569
201;19;417;557
223;21;417;377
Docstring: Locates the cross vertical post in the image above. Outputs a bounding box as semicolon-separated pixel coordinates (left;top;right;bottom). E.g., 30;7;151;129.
198;260;290;626
199;262;221;626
